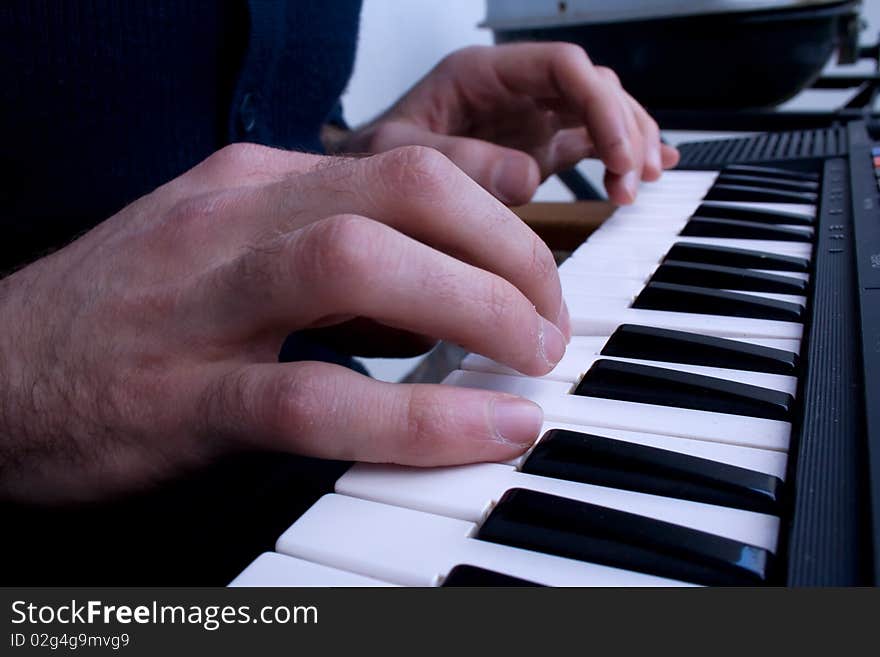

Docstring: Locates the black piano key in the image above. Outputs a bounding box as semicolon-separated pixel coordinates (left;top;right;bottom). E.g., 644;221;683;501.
572;359;794;421
722;164;819;183
704;184;817;204
477;488;773;586
652;260;808;294
633;281;805;322
693;202;813;226
680;217;813;243
441;565;542;587
522;429;783;514
715;173;819;193
665;243;810;272
600;324;800;375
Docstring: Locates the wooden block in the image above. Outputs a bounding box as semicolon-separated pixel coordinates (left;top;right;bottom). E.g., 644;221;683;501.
511;201;616;252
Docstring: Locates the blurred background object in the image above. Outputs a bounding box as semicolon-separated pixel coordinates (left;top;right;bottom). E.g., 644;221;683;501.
485;1;864;109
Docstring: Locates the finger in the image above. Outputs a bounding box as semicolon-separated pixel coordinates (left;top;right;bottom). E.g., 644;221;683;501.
455;43;636;174
532;127;596;178
604;169;642;206
605;103;679;202
661;142;681;169
364;119;542;205
609;83;645;202
553;94;679;172
245;146;566;328
200;361;544;464
622;91;663;181
209;215;566;377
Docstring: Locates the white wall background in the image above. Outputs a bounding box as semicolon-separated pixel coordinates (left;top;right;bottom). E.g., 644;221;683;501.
345;0;880;380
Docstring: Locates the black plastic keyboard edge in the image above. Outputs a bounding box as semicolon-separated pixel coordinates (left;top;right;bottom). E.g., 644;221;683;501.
783;155;870;585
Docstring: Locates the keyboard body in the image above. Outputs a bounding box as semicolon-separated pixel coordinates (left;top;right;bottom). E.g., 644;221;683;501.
230;122;880;588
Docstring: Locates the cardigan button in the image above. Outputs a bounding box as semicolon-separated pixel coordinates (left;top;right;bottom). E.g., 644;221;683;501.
238;92;257;134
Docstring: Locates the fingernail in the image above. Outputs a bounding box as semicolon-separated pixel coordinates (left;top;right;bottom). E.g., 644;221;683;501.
556;299;572;343
539;316;566;368
492;398;544;446
492;156;527;205
622;170;640;202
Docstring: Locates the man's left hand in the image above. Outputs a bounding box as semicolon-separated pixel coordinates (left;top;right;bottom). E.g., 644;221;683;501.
334;42;679;206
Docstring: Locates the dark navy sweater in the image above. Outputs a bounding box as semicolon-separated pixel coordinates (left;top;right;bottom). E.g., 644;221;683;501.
0;0;363;271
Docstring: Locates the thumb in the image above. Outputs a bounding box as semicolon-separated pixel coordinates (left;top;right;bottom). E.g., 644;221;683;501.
200;361;544;465
368;120;541;205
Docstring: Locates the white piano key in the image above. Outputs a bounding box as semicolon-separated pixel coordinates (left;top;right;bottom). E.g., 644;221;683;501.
559;256;659;279
584;232;812;258
559;273;807;308
643;170;719;184
229;552;396;587
612;198;815;221
701;200;816;218
560;257;810;285
461;350;799;394
560;275;643;299
276;494;691;587
572;239;810;264
611;203;700;218
564;296;803;339
600;215;690;231
640;174;718;187
336;462;780;552
443;369;791;451
635;187;721;201
568;242;812;271
531;333;801;358
588;217;812;243
600;214;814;237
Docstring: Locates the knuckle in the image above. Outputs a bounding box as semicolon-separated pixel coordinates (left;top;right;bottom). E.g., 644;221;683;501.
266;364;328;435
203;367;257;434
528;236;557;288
208;142;271;172
595;65;620;86
373;145;455;198
399;387;453;460
438;45;485;72
554;41;590;67
483;275;518;326
207;364;328;441
293;215;382;290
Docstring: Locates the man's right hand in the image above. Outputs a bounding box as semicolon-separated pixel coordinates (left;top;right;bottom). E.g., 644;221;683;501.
0;144;568;503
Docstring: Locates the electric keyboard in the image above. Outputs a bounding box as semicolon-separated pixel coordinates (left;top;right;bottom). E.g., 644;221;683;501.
229;121;880;587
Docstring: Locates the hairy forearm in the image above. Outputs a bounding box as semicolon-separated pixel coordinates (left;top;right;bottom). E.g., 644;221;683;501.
0;270;34;497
